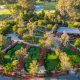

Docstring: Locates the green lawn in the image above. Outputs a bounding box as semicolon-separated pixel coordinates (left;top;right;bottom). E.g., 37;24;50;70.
36;1;57;10
47;54;58;60
0;9;11;20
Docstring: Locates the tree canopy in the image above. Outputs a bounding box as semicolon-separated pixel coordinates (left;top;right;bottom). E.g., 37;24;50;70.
57;0;80;20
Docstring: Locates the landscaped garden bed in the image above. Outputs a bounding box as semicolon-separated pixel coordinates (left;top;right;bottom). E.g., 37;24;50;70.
63;48;80;67
6;43;25;54
0;0;80;79
70;39;80;49
44;52;60;73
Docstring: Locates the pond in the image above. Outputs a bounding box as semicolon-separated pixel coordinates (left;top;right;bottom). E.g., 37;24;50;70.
35;5;43;11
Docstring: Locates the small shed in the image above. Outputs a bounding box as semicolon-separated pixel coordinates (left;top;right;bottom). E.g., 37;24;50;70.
38;66;46;74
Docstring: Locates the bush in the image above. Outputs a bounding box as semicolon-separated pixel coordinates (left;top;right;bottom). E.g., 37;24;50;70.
38;20;44;25
73;22;80;28
3;55;12;64
23;35;31;42
69;55;80;65
68;23;74;28
0;20;13;35
52;24;58;32
23;12;34;21
38;10;45;19
74;38;80;48
46;24;53;30
17;28;24;35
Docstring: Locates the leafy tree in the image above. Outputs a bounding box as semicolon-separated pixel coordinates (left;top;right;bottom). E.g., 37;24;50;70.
27;22;36;37
28;60;39;75
12;25;18;32
15;47;28;61
60;32;70;46
17;28;24;35
17;0;35;12
55;49;73;71
4;63;13;73
57;0;80;20
4;60;18;73
52;24;58;32
40;32;54;48
0;21;13;35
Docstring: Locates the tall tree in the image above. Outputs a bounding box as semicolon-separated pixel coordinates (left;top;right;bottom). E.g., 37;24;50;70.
57;0;80;20
55;49;73;71
4;0;35;17
29;60;39;75
60;32;70;46
17;0;35;12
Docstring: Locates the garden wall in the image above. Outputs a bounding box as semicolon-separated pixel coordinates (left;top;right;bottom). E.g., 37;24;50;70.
3;40;18;52
69;44;80;54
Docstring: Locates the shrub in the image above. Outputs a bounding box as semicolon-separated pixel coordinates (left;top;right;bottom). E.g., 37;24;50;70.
38;20;44;25
38;10;45;19
46;24;53;30
0;20;13;35
73;22;80;28
23;35;30;42
74;38;80;48
52;24;58;32
13;25;18;32
68;23;74;28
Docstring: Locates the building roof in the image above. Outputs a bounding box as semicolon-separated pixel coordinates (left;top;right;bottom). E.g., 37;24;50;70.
57;27;80;34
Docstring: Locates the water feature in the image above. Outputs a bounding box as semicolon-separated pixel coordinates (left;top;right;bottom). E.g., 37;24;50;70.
35;5;43;11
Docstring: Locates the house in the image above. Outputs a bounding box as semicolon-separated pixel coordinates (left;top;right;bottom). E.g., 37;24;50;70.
57;27;80;38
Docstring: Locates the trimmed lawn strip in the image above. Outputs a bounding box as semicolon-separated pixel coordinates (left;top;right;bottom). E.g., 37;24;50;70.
0;9;10;15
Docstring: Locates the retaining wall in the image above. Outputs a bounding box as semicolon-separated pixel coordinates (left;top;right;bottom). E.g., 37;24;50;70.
69;44;80;54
